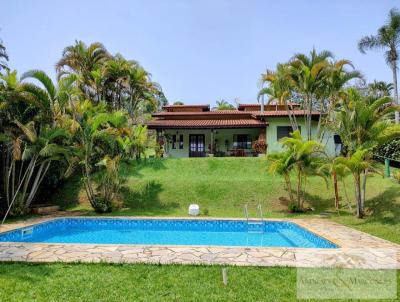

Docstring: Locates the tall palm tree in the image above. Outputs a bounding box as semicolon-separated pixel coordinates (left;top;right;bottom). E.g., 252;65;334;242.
258;64;299;130
368;80;394;97
56;41;110;101
56;40;110;79
331;88;400;217
288;49;333;140
358;8;400;123
0;39;8;72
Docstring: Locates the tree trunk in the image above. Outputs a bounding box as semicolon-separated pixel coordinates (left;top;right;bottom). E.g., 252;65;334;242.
333;171;339;209
297;168;303;210
355;174;363;218
360;169;367;215
284;173;294;203
392;61;399;124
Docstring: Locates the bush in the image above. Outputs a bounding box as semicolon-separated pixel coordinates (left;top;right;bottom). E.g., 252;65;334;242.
92;196;113;213
288;203;301;213
252;139;267;154
375;139;400;161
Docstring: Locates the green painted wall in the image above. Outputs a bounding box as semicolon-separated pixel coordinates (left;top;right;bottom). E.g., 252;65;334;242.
266;117;336;155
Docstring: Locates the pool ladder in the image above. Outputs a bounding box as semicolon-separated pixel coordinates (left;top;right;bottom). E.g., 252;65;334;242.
244;203;264;233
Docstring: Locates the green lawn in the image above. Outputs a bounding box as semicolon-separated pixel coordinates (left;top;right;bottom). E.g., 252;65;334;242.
0;263;398;302
50;157;400;244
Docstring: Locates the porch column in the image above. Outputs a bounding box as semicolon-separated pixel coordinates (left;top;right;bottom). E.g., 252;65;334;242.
210;129;214;155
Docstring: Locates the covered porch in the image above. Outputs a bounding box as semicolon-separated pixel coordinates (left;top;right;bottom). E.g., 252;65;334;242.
157;127;266;158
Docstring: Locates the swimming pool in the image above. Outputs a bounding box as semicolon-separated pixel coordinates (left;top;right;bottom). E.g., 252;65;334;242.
0;218;337;248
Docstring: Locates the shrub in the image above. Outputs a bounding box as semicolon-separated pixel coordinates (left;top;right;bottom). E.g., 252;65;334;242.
252;139;267;154
92;195;113;213
375;139;400;161
288;203;301;213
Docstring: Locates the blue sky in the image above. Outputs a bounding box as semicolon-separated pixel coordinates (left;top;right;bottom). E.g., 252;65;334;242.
1;0;398;106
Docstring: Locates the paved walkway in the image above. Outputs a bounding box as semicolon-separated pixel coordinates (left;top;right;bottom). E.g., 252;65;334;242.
0;216;399;269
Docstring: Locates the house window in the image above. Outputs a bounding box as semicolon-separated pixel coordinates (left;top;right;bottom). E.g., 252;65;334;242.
233;134;251;149
172;135;177;149
179;134;184;149
277;126;301;140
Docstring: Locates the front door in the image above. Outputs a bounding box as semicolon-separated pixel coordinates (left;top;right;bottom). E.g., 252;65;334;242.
189;134;206;157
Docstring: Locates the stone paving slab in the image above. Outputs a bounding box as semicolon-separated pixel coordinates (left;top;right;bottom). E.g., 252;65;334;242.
0;216;399;269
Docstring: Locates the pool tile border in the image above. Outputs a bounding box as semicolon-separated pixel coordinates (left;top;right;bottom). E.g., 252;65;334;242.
0;216;399;269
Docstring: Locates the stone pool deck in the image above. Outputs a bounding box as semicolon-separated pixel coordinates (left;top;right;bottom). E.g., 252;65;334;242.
0;216;399;269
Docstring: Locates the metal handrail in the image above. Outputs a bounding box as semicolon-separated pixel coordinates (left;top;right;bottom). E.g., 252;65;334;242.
257;203;264;222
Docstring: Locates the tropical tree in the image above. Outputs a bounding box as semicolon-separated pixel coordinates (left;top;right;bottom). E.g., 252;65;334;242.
1;122;71;220
288;49;333;140
318;157;349;210
267;150;295;204
358;8;400;123
267;130;324;211
330;88;400;217
336;149;375;218
258;64;299;130
258;50;361;141
215;100;235;110
367;80;394;98
173;101;184;105
0;39;8;72
73;102;128;213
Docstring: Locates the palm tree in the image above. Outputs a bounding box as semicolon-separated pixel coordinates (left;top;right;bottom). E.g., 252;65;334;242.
258;64;299;130
330;88;400;217
336;149;374;218
368;80;394;98
73;102;128;213
215;100;235;110
268;130;324;211
1;121;71;220
56;41;110;101
358;8;400;123
0;39;8;72
288;49;333;140
267;150;295;204
318;157;349;210
56;40;110;79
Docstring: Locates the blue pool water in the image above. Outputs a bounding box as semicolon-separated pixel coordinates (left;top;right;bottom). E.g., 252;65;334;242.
0;218;337;248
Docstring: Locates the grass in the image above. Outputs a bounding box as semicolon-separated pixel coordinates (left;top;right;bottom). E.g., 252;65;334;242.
49;157;400;244
0;263;398;302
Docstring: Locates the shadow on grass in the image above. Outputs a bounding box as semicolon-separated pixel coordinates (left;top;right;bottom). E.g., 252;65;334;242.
121;158;167;179
119;180;179;215
366;187;400;225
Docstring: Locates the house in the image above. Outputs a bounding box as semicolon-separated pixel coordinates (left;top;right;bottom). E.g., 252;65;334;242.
147;103;337;157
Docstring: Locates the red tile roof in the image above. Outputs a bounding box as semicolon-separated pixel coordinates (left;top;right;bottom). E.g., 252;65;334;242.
153;110;321;118
163;104;209;108
147;118;267;129
252;110;322;117
153;110;250;117
238;102;300;108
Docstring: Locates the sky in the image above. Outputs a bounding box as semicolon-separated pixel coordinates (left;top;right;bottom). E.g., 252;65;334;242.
1;0;398;106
